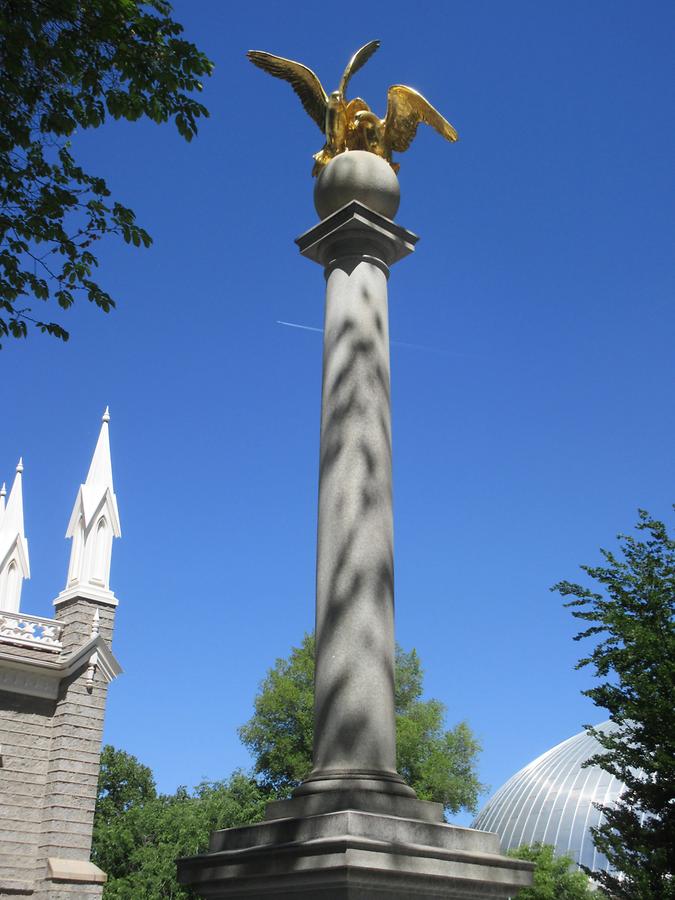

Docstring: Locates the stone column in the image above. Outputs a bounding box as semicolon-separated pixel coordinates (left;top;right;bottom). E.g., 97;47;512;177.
264;152;445;823
311;242;399;785
293;153;417;802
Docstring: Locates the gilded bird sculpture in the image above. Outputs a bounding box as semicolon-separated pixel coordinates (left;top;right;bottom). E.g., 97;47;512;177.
247;41;380;176
247;42;458;176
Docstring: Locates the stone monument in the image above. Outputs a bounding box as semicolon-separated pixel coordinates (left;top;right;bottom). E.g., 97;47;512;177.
178;43;534;898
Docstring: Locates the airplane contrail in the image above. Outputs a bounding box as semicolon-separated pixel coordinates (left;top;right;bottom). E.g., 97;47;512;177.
276;319;443;354
276;320;324;334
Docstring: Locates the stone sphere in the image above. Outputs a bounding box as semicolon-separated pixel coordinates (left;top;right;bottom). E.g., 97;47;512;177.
314;151;400;220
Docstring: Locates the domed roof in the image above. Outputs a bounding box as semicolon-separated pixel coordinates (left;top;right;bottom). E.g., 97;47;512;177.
472;722;625;873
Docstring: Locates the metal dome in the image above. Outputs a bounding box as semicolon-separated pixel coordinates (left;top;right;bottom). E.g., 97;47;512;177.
472;722;624;873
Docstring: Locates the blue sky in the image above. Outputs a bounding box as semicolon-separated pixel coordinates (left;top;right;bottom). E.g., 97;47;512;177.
2;1;673;824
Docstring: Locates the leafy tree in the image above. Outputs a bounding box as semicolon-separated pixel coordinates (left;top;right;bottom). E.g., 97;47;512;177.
237;635;314;796
554;509;675;898
507;844;596;899
0;0;212;346
393;647;483;812
238;633;485;816
92;748;266;899
95;744;157;823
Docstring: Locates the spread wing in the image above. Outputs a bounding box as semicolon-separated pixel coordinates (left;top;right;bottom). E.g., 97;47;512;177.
384;85;458;153
247;50;328;132
339;40;381;95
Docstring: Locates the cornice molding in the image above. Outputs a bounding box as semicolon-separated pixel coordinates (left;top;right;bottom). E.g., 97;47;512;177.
53;586;118;608
0;634;121;699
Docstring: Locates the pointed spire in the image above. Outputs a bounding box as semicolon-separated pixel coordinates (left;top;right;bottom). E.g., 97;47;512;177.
83;409;114;499
57;409;121;608
66;408;120;539
0;458;30;613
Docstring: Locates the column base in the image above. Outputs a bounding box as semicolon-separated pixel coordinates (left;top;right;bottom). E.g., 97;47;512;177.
268;767;436;823
177;810;533;899
293;769;415;796
267;790;442;825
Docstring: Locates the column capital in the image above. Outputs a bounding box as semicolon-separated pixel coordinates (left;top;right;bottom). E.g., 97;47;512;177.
296;200;418;270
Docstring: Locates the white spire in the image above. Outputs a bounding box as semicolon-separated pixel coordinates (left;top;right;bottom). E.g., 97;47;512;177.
82;406;113;498
0;459;30;613
57;409;121;607
0;482;6;528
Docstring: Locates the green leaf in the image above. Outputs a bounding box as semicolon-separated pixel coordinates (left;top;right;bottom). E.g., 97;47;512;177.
0;0;212;347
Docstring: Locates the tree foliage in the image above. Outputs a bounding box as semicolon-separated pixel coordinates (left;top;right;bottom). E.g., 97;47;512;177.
554;509;675;898
95;743;157;825
93;747;266;899
0;0;212;345
507;844;596;899
238;633;485;816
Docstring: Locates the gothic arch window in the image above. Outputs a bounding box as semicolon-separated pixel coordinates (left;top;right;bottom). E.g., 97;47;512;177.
1;559;20;612
91;516;110;586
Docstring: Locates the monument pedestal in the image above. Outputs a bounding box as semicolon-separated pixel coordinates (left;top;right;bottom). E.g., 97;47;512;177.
177;153;533;897
178;808;533;899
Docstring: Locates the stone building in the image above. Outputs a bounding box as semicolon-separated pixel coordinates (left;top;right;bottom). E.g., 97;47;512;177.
0;411;122;897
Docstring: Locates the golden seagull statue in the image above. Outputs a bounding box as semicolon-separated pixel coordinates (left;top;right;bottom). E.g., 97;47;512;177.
247;41;458;176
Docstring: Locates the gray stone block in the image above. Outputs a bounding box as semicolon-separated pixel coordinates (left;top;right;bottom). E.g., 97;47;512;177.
0;875;35;895
178;810;533;899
